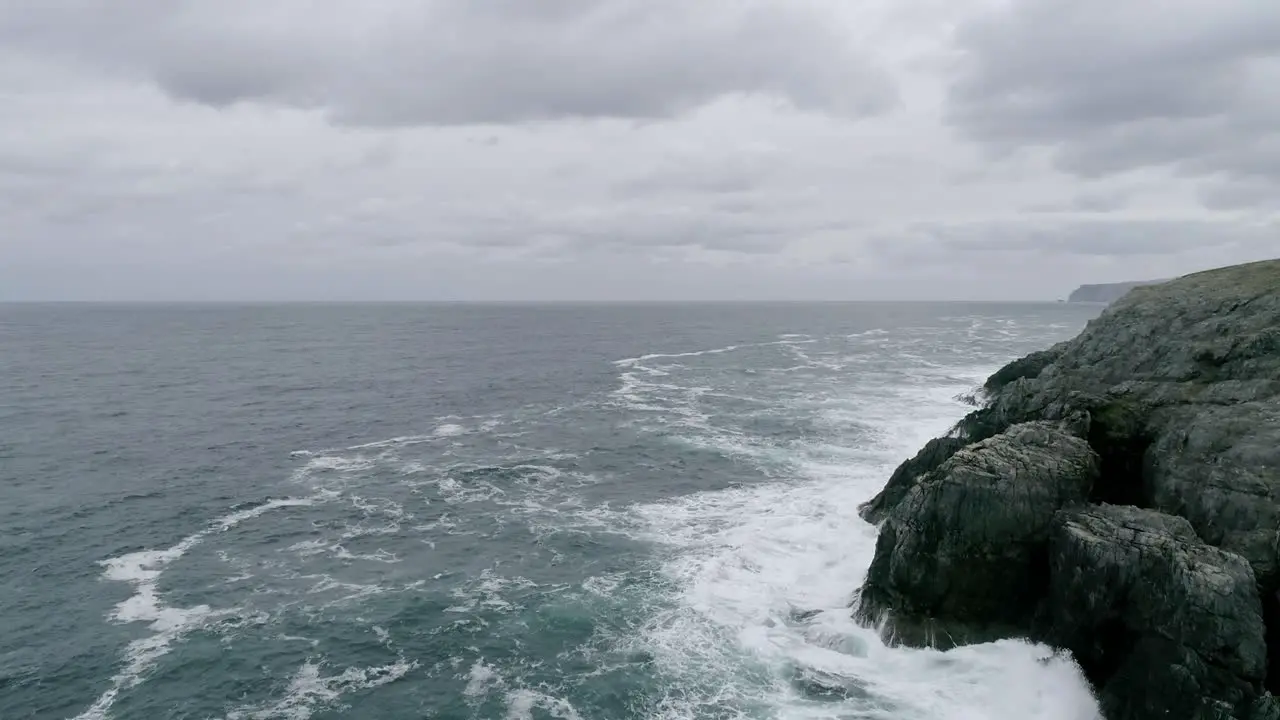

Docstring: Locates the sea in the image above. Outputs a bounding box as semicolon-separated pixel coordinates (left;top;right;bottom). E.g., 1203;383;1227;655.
0;302;1107;720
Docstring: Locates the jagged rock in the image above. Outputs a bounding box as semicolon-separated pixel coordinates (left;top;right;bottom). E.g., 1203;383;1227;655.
984;344;1067;393
1145;400;1280;587
1248;695;1280;720
855;259;1280;719
857;421;1099;645
1042;505;1266;720
873;259;1280;594
859;401;1097;528
788;665;874;702
859;436;966;524
1006;262;1280;590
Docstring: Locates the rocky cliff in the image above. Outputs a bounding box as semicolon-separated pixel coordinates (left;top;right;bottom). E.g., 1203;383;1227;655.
855;259;1280;720
1068;280;1166;304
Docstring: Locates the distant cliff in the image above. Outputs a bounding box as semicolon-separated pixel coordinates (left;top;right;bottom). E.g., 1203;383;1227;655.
1067;280;1165;303
856;259;1280;720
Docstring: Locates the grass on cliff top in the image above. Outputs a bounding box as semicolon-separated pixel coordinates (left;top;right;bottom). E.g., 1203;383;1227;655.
1124;258;1279;303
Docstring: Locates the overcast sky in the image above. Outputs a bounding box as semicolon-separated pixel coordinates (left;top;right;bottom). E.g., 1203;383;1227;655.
2;0;1277;301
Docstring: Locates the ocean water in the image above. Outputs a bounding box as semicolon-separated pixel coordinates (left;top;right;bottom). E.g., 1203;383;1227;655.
0;302;1107;720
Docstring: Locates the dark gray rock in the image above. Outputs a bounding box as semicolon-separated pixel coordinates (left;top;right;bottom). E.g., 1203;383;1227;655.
1146;400;1280;588
921;260;1280;587
984;344;1068;394
788;665;874;702
1042;505;1266;719
857;421;1099;645
855;259;1280;719
997;261;1280;589
1248;695;1280;720
858;436;966;524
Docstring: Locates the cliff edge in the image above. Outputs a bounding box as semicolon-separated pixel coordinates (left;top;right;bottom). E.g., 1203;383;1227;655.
1068;280;1166;304
856;258;1280;720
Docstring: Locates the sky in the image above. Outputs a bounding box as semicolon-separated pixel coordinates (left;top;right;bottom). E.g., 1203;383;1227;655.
2;0;1278;301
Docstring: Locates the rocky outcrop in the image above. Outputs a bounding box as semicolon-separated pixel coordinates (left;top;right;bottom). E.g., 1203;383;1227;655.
983;345;1068;394
855;259;1280;719
1043;505;1265;719
859;436;967;524
858;422;1099;645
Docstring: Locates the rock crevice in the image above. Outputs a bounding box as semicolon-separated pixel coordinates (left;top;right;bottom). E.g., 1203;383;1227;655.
855;259;1280;720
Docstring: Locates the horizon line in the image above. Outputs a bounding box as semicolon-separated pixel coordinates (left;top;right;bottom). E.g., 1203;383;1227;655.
0;298;1090;305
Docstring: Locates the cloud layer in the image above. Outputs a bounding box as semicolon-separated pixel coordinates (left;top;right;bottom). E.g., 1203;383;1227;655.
2;0;895;125
949;1;1280;201
1;0;1276;300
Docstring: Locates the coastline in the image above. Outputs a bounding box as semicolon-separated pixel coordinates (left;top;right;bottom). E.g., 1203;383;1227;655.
854;259;1280;719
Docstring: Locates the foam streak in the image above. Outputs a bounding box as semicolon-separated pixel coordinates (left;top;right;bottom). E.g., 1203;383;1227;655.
71;498;318;720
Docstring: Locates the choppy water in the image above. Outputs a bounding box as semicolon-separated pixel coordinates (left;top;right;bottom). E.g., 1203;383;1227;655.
0;302;1106;720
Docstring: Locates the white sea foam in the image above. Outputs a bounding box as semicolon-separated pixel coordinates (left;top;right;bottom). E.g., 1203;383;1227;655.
614;345;742;366
504;689;583;720
224;658;417;720
333;546;400;563
296;573;395;607
614;332;1102;720
344;434;439;451
464;660;503;697
582;573;624;596
460;660;582;720
288;538;400;564
289;454;376;483
73;498;319;720
446;569;540;614
615;338;817;369
334;417;492;452
434;423;468;438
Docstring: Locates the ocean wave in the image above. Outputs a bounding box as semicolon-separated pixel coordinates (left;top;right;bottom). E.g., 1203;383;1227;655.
614;337;817;368
73;498;320;720
504;689;584;720
67;313;1099;719
599;332;1100;719
623;463;1099;719
224;658;417;720
446;569;539;614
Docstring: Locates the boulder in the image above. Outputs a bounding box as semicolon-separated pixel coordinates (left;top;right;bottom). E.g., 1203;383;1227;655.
857;421;1099;645
1042;505;1266;720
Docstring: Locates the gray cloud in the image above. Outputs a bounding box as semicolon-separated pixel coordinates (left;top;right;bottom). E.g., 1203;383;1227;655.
1;0;1275;302
1;0;895;126
609;148;782;199
1025;190;1131;214
877;218;1279;262
1070;191;1130;213
1198;179;1280;210
947;0;1280;199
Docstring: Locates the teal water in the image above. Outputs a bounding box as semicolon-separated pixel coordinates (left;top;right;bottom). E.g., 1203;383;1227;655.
0;303;1105;720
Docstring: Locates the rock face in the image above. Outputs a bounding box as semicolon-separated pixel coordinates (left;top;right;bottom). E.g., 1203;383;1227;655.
858;436;967;525
1068;280;1166;304
1044;505;1266;719
856;259;1280;719
859;422;1099;645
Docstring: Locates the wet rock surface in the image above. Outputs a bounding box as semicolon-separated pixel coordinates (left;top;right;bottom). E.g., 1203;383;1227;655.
856;259;1280;719
1044;505;1265;719
857;422;1099;645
